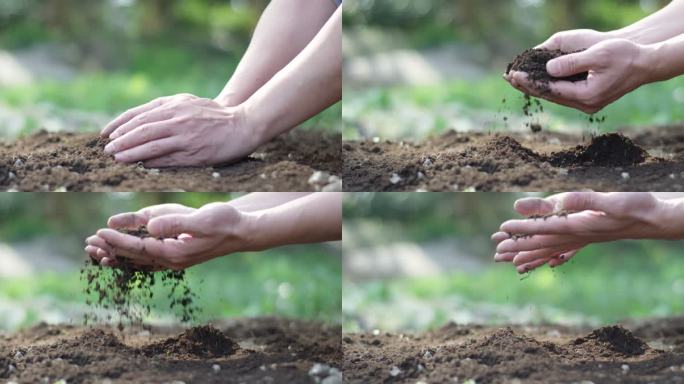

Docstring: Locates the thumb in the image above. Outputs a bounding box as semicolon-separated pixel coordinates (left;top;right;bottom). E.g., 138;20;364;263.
514;197;556;217
147;213;198;238
546;51;593;78
559;192;612;213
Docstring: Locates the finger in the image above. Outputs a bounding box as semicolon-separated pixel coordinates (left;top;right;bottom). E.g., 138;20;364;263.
104;120;174;154
546;50;595;78
512;244;582;266
142;152;187;168
514;197;557;217
101;97;167;137
517;257;552;274
85;245;101;261
549;249;581;267
108;212;150;229
491;231;510;244
557;192;614;213
499;211;601;236
109;107;172;141
497;234;579;254
96;228;146;257
495;252;517;262
85;235;113;255
113;137;182;164
147;213;198;238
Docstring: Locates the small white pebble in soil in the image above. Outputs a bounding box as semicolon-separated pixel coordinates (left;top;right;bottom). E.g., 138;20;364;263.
670;174;677;179
309;363;330;377
137;330;151;337
423;350;433;359
322;178;342;192
372;137;380;143
451;184;459;191
308;171;331;186
8;364;16;373
211;172;220;178
389;366;402;377
321;376;342;384
621;364;630;373
621;172;630;180
422;158;433;167
212;364;221;373
147;168;160;175
417;171;425;180
259;365;267;371
13;159;23;167
415;188;427;192
14;351;24;359
372;329;380;336
389;173;402;184
557;168;569;176
8;172;16;180
259;173;267;179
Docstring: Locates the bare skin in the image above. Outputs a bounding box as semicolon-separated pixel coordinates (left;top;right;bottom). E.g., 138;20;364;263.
492;192;684;273
84;192;341;271
101;0;342;167
504;0;684;114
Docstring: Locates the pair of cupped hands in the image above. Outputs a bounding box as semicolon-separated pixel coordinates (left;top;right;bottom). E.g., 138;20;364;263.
504;29;658;114
85;203;251;271
492;192;680;273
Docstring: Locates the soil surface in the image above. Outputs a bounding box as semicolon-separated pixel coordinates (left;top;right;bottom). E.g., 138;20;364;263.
343;126;684;191
0;317;341;384
507;48;588;93
343;318;684;384
0;129;341;191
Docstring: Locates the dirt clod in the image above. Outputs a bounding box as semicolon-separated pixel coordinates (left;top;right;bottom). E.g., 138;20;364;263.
507;48;588;94
142;325;238;358
550;133;648;167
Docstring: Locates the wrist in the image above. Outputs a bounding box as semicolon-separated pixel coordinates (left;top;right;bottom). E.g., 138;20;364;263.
240;98;272;145
649;199;684;240
633;42;665;84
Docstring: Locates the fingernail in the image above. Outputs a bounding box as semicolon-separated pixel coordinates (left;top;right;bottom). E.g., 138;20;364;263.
559;254;565;260
104;143;115;154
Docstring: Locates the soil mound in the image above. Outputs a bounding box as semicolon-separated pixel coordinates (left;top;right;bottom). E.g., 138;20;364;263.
572;325;648;357
82;225;198;330
481;136;542;163
142;326;238;358
507;48;588;93
550;133;648;167
461;327;555;366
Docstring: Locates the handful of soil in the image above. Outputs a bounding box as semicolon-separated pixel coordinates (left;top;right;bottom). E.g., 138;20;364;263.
81;226;199;330
507;48;589;94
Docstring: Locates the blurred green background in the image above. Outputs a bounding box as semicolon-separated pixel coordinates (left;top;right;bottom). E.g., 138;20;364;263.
0;193;341;331
0;0;340;138
343;0;684;140
343;193;684;332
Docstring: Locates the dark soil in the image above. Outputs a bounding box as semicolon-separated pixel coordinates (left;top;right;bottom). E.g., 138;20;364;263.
343;126;684;191
81;226;198;330
0;317;341;384
343;319;684;384
507;48;588;94
0;129;341;191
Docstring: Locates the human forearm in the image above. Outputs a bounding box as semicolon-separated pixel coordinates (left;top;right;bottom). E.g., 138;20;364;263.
216;0;336;107
612;0;684;44
242;192;342;251
641;33;684;83
228;192;312;213
242;6;342;142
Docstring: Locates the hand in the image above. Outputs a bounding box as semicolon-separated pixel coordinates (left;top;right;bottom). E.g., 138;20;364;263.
85;203;254;270
506;38;654;114
493;192;670;273
100;93;264;167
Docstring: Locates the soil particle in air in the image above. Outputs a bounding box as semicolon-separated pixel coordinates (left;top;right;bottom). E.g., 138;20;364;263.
0;129;341;191
81;225;198;330
343;126;684;192
507;48;589;94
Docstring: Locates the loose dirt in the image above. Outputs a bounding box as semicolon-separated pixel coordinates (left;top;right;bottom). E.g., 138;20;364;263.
0;129;341;191
343;319;684;383
507;48;588;94
81;226;198;330
0;317;341;383
343;126;684;191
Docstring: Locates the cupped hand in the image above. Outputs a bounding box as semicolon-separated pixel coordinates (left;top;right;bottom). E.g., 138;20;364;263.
100;93;263;167
505;38;653;114
494;192;668;273
85;203;253;270
537;29;616;52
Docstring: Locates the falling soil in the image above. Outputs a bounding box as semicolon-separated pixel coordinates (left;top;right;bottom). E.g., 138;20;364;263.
81;226;199;330
0;129;341;191
507;48;588;94
343;320;684;383
343;126;684;191
0;317;341;383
